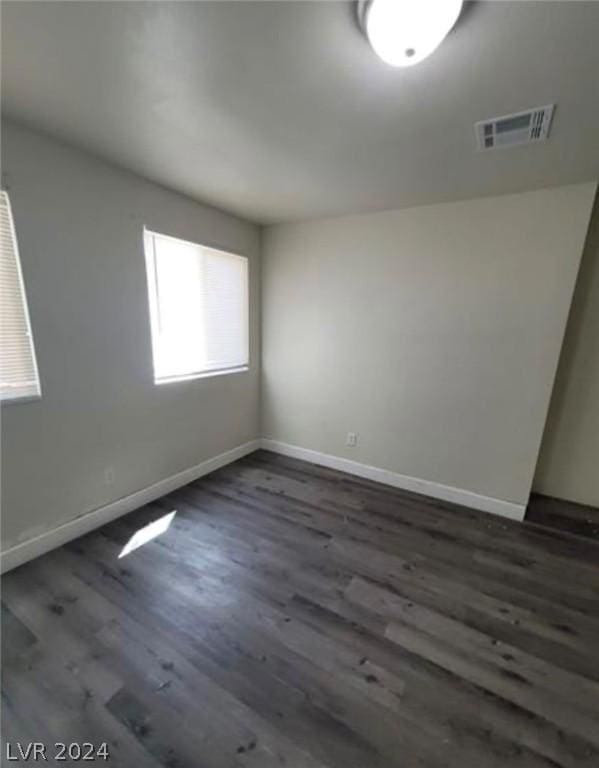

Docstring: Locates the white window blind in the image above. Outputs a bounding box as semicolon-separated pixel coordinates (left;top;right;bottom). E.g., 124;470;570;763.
144;229;249;383
0;191;41;402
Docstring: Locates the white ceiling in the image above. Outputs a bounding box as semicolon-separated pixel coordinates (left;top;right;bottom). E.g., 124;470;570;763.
2;1;598;224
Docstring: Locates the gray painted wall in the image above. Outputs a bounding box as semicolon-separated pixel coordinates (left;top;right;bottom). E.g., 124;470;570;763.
534;194;599;507
262;184;596;506
0;121;261;550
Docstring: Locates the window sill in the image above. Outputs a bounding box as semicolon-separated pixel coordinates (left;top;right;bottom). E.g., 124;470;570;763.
155;366;249;386
0;393;42;406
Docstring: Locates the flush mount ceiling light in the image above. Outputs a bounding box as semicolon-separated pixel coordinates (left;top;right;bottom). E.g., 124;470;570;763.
357;0;463;67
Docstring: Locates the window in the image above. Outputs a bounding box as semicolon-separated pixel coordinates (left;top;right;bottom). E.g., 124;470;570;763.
0;191;41;402
143;229;249;383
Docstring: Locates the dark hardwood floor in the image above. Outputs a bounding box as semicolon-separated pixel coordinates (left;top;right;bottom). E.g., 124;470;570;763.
2;450;599;767
527;493;599;542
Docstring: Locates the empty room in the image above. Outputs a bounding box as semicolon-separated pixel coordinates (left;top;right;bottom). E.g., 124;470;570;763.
1;1;598;766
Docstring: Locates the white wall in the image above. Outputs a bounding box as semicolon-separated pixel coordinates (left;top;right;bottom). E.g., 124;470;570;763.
534;194;599;507
0;120;261;551
262;184;596;509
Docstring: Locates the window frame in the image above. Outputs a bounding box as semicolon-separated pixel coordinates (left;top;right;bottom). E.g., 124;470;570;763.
143;227;250;385
0;190;42;405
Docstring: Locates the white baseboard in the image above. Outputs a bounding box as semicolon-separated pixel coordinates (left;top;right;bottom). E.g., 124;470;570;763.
260;438;526;522
0;439;261;574
1;435;526;574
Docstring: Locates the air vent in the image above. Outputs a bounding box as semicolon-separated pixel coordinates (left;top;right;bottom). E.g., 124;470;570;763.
475;105;554;151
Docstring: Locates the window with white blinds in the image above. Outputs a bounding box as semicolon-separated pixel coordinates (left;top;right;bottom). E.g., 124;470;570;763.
0;191;41;402
143;229;249;383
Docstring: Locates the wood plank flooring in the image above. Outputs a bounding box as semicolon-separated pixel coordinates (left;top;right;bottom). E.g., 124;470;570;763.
527;493;599;542
2;450;599;767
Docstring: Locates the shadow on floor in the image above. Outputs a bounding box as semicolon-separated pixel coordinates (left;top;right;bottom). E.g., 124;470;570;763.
526;493;599;542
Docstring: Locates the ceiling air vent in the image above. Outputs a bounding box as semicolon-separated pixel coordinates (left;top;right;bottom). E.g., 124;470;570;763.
475;105;554;151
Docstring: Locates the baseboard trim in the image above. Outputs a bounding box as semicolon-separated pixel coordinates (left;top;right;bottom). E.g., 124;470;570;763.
1;435;526;574
0;439;261;574
260;438;526;522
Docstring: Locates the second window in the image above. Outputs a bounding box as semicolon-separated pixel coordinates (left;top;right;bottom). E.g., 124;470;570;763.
144;229;249;383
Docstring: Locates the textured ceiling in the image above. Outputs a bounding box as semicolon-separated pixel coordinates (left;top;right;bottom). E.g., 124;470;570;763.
2;1;599;223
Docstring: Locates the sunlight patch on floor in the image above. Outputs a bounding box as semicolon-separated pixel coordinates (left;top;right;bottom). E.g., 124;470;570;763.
118;511;176;558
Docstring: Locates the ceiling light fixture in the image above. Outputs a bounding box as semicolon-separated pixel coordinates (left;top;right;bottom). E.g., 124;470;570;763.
358;0;463;68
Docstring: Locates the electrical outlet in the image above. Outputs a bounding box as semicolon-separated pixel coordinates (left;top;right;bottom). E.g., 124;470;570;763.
104;466;115;486
346;432;358;448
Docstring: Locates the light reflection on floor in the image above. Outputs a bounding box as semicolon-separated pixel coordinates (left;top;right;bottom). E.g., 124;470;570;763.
118;511;176;558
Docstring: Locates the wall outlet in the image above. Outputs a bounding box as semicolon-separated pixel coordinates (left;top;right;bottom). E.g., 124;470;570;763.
346;432;358;448
104;466;115;486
